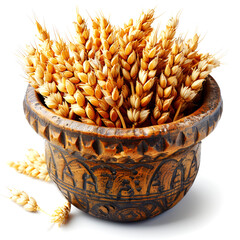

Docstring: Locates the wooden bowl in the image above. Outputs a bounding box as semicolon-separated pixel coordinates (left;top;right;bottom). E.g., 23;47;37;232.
23;76;222;222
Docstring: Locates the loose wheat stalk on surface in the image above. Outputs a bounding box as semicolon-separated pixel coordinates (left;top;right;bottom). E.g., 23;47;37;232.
8;149;50;182
8;188;42;212
7;149;72;226
50;201;71;227
8;187;71;226
22;9;220;128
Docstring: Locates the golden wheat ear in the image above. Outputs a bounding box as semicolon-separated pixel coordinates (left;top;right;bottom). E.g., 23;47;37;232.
50;202;71;227
8;188;41;212
8;149;50;182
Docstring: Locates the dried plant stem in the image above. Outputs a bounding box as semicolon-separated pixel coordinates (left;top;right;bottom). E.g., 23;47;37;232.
173;101;183;121
114;107;126;128
130;82;135;95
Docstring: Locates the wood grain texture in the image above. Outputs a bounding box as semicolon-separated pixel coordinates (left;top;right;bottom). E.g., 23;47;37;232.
23;76;223;222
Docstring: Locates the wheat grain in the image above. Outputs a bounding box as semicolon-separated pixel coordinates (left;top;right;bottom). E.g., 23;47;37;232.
53;102;70;118
44;92;62;109
71;104;86;117
38;82;57;96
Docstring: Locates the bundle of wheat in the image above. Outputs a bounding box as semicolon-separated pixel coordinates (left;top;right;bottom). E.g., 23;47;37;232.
22;9;219;128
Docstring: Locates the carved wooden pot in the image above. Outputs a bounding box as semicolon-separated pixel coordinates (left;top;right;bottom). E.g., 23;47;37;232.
23;76;222;222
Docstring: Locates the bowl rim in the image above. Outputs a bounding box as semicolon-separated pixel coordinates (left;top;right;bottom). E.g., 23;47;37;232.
24;75;222;140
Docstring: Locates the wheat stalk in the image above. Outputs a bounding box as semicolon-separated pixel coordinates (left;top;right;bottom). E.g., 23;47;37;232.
8;161;50;182
24;23;72;118
118;9;154;96
74;10;90;47
181;34;200;71
26;149;45;165
119;36;139;94
8;187;72;226
173;54;220;120
133;9;155;54
23;10;220;128
97;15;127;128
120;9;155;46
152;73;174;124
152;39;183;124
8;188;41;212
127;30;159;127
8;188;71;225
90;15;102;52
83;59;112;126
8;149;50;182
50;201;71;226
157;14;179;67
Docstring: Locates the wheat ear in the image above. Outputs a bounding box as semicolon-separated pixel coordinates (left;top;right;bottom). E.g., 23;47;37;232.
134;9;155;53
98;15;126;128
25;22;71;118
157;14;179;71
9;188;41;212
8;161;50;182
50;202;71;226
173;54;220;120
8;149;50;182
181;34;200;74
90;14;102;52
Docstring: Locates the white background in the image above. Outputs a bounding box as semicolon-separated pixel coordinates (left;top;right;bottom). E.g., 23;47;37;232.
0;0;239;239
